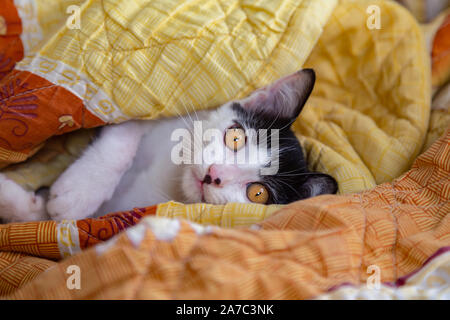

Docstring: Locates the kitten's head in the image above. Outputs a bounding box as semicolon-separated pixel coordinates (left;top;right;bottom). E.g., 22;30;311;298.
181;69;337;205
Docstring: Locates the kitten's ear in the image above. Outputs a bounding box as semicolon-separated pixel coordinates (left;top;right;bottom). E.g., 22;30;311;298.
298;173;338;199
240;69;315;121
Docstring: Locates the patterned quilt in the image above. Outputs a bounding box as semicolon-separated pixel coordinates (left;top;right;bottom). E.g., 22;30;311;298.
1;127;449;299
0;0;449;299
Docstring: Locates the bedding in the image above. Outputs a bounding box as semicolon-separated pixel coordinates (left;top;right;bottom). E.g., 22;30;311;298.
0;0;449;299
317;247;450;299
1;127;449;298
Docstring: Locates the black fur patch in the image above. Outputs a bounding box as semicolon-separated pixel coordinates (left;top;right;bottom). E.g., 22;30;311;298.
232;103;337;204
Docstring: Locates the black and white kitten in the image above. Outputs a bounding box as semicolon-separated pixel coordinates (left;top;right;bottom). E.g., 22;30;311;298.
0;69;337;222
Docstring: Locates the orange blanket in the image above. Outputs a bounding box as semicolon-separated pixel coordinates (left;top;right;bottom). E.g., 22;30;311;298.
0;0;449;300
1;127;448;299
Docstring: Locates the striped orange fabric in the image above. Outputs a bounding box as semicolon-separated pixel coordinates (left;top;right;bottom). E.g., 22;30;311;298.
0;221;59;259
2;126;448;299
0;251;56;296
0;206;157;259
262;127;450;286
0;206;157;296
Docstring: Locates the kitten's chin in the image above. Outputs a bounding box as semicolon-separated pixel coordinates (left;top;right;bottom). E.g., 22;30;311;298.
180;167;228;205
202;189;227;205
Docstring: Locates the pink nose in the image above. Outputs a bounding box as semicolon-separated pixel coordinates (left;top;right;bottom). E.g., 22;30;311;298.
203;165;238;186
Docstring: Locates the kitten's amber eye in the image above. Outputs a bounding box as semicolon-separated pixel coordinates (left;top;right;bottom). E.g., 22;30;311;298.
246;183;270;204
224;125;246;151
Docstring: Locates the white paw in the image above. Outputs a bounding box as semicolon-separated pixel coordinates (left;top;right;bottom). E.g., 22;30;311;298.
0;174;48;222
47;169;106;221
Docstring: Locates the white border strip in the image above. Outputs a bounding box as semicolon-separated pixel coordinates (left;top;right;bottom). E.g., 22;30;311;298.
13;0;43;55
56;220;81;258
16;54;130;123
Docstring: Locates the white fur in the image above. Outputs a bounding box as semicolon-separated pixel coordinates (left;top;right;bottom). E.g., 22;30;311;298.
0;174;48;222
46;121;148;220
